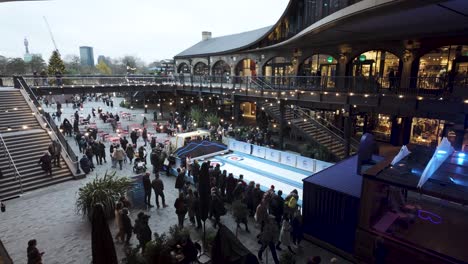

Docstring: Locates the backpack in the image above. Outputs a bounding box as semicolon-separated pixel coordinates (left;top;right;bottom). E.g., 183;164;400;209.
287;196;297;209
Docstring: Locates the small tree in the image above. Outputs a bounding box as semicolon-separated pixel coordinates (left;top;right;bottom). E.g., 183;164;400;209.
96;60;112;75
5;58;26;74
205;113;220;127
190;107;204;127
28;55;46;73
48;50;66;75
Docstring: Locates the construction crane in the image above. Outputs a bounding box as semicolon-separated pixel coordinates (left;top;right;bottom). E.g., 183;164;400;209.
43;16;59;52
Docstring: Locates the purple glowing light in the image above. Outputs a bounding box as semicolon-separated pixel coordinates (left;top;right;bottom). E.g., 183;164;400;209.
418;210;442;224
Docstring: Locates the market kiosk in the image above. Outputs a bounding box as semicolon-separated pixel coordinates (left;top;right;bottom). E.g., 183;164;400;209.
356;145;468;264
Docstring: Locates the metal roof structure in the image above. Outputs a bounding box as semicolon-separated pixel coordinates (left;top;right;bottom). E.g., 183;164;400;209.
174;26;272;58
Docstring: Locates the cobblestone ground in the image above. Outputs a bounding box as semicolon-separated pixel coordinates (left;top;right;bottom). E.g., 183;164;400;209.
0;96;350;264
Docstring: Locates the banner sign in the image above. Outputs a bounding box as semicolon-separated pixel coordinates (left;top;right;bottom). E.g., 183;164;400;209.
296;156;315;172
280;152;297;167
238;141;252;155
252;145;267;159
265;148;281;163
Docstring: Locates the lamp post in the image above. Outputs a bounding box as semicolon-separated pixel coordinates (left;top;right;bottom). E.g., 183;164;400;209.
145;104;148;114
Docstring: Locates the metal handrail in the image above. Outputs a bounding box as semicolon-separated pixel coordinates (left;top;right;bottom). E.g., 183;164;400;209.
292;106;359;153
0;133;23;193
16;77;81;175
293;106;360;148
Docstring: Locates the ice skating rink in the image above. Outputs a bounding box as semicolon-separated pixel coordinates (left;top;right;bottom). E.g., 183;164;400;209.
208;152;312;205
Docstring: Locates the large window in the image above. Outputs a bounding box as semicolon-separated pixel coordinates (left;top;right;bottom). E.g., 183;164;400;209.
410;118;444;147
418;45;468;90
352;50;400;89
362;180;468;263
300;54;337;88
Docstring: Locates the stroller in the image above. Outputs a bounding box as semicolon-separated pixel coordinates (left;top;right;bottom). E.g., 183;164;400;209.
133;157;147;174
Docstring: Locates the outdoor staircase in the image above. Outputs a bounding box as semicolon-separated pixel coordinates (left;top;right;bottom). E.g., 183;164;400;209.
0;88;75;201
0;89;42;132
263;103;358;160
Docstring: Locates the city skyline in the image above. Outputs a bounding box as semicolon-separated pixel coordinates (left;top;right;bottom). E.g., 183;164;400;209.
0;0;288;63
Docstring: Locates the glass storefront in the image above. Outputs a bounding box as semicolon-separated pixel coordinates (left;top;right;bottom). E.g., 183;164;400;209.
364;114;392;142
212;60;231;83
410;118;444;147
235;59;256;77
418;45;468;89
352;50;400;89
263;57;293;85
300;54;337;88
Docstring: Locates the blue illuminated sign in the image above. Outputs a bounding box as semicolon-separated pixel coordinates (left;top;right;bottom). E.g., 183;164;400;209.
418;210;442;224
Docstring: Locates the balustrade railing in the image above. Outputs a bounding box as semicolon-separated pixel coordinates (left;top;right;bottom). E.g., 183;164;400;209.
292;106;359;154
16;77;81;176
18;75;468;99
0;133;23;194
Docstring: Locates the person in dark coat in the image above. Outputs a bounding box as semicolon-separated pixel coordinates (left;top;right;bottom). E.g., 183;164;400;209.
79;155;91;174
133;212;152;253
232;181;245;201
191;160;200;187
270;190;285;225
142;172;153;207
91;141;100;165
226;173;237;203
218;170;227;196
253;183;264;217
138;146;146;164
175;168;185;192
150;137;157;149
210;191;225;228
27;239;44;264
97;141;106;165
245;181;256;217
85;146;95;171
120;137;128;152
126;144;135;164
150;149;160;174
151;173;167;208
121;208;133;245
191;191;202;229
291;210;304;247
142;127;148;147
174;192;188;228
38;151;52;176
130;130;138;145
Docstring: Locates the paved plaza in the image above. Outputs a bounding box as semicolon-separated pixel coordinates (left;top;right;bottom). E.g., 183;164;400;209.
0;96;350;264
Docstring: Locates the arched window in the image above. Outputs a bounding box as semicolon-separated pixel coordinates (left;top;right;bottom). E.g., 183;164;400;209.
352;50;400;89
177;63;190;74
418;45;468;89
193;62;209;76
299;54;337;88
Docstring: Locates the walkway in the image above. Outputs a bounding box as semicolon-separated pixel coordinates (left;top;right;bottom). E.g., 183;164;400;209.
0;96;351;264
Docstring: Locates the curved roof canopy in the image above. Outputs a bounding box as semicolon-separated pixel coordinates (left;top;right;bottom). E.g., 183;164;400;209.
174;26;272;59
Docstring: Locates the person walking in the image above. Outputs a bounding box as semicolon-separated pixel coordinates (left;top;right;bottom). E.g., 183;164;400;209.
85;146;95;172
121;208;133;245
142;172;154;208
48;140;62;168
270;190;285;225
97;141;106;165
27;239;44;264
255;200;269;233
191;160;200;187
38;151;52;177
226;173;237;203
120;136;129;155
130;130;138;146
277;215;295;254
174;192;188;228
291;209;304;247
142;127;148;147
138;146;147;164
133;212;152;253
211;190;226;228
191;191;202;229
175;168;185;192
151;173;168;208
113;144;126;170
186;189;195;226
114;202;124;243
126;144;135;164
258;216;280;264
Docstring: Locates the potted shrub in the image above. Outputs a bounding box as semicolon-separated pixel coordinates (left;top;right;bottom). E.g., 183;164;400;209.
143;233;172;264
76;171;132;220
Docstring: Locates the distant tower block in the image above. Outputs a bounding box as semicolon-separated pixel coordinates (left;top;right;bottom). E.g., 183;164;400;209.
24;37;29;54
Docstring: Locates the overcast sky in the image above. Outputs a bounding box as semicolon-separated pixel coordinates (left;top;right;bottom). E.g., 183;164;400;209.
0;0;288;63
